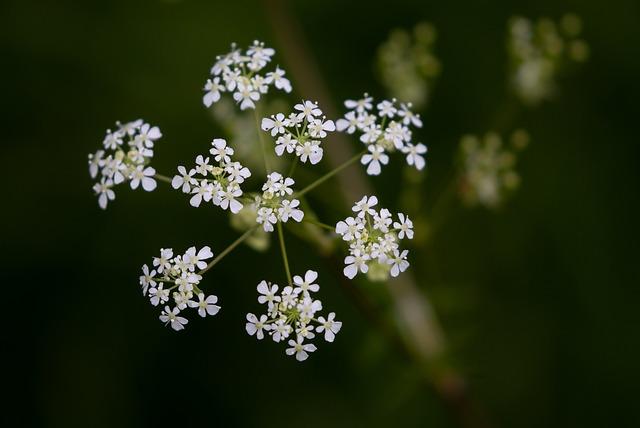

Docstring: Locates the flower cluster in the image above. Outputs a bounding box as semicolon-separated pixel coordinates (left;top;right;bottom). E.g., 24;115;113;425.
457;130;529;208
88;119;162;209
261;100;336;165
253;172;304;232
336;196;413;280
336;95;427;175
171;138;251;213
508;14;589;105
245;270;342;361
376;22;441;109
203;40;292;110
140;246;220;331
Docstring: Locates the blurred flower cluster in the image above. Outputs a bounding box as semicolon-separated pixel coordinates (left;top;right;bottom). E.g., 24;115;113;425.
457;130;530;209
376;22;441;109
508;14;589;105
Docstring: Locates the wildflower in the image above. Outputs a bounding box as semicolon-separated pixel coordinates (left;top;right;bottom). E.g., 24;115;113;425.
253;172;304;232
261;100;335;165
336;95;426;175
336;196;412;280
246;272;341;361
203;41;291;111
172;138;251;213
88;120;162;209
142;245;221;331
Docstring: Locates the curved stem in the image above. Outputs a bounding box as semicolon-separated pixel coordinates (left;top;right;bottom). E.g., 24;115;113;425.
198;227;257;275
302;218;335;231
276;221;293;285
296;149;366;197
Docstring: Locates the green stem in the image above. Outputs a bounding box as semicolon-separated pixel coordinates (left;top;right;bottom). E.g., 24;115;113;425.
296;149;366;197
154;173;173;184
287;158;299;178
253;107;271;173
198;227;257;275
302;218;335;231
276;221;293;285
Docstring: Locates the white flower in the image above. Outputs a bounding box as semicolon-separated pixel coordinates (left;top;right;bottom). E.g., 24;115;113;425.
335;111;359;133
388;249;410;277
257;280;280;310
159;306;188;331
209;138;234;164
261;113;287;136
377;99;397;118
293;270;320;295
93;178;115;210
344;249;370;279
397;103;423;127
172;166;197;193
184;246;214;270
265;66;292;93
308;118;336;138
345;94;373;113
316;312;342;342
403;143;427;170
189;180;213;207
233;82;260;110
275;134;297;156
89;120;162;209
188;293;221;317
139;264;156;296
246;313;270;340
219;186;243;214
130;166;157;191
353;195;378;218
203;77;224;107
153;248;174;273
335;216;364;241
294;100;322;121
361;144;389;175
393;213;414;239
296;140;323;164
195;155;211;176
286;337;317;362
256;206;278;232
278;199;304;222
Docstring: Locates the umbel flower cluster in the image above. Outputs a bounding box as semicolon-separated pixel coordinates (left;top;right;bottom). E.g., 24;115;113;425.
246;270;342;361
261;100;336;165
336;196;413;280
254;172;304;232
171;138;251;213
88;40;426;362
508;14;588;105
88;119;162;209
457;130;530;208
140;246;220;331
376;22;441;110
203;40;292;110
336;94;427;175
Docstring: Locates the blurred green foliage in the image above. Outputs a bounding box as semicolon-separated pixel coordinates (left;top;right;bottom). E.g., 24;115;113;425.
2;0;640;427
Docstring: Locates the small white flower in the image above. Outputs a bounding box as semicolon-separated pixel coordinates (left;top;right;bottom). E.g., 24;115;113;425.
245;313;270;340
377;99;398;118
261;113;287;136
293;270;320;295
343;249;370;279
203;77;224;107
388;249;410;277
316;312;342;342
209;138;234;164
361;144;389;175
403;143;428;170
335;216;364;241
257;280;280;310
153;248;173;273
184;246;214;270
393;213;414;239
139;264;156;296
294;100;322;121
93;178;115;210
130;166;157;191
219;186;243;214
159;306;188;331
172;166;197;193
278;199;304;222
353;195;378;218
275;134;297;156
286;336;317;362
345;94;373;113
188;293;221;317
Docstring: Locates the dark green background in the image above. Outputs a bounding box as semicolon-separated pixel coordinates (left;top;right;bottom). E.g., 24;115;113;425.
2;0;639;427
